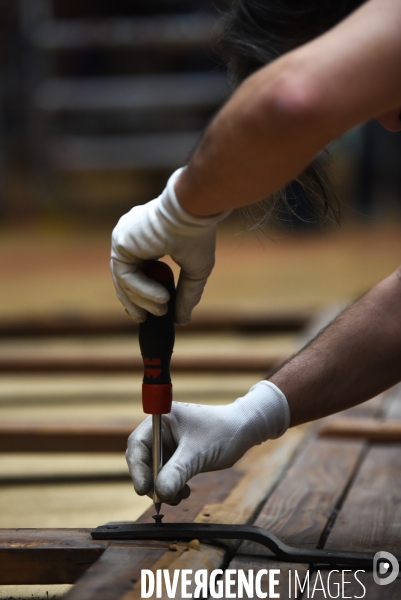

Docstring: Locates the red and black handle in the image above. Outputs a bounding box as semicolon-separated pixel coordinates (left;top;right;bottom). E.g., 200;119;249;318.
139;261;175;415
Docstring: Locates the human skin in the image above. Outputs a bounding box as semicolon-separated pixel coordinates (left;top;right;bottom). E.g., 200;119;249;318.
175;0;401;217
174;0;401;422
270;268;401;426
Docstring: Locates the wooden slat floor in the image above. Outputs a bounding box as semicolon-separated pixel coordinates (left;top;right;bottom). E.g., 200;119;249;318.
0;332;295;373
1;387;401;598
229;390;401;599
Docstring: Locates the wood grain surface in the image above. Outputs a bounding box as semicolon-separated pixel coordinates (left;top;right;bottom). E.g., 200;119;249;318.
305;441;401;598
0;421;139;453
194;428;305;526
324;445;401;554
0;354;284;374
63;546;167;600
238;438;366;555
227;402;388;599
0;529;108;585
0;311;311;337
319;418;401;442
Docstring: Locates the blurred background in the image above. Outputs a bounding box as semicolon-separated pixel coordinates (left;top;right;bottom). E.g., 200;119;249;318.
0;0;400;323
1;2;401;597
1;0;401;229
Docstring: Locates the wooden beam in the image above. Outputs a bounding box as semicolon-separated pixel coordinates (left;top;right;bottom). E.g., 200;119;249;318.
0;421;139;453
62;545;169;600
0;467;243;585
0;528;176;586
0;311;312;338
235;437;366;558
319;418;401;442
0;354;284;374
0;529;108;584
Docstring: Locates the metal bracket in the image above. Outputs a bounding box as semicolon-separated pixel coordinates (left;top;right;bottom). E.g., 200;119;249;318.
91;522;393;569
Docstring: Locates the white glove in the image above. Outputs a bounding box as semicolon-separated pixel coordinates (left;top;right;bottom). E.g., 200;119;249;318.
126;380;290;504
111;168;230;325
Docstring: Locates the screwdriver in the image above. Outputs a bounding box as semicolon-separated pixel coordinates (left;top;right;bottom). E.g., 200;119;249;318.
139;260;175;526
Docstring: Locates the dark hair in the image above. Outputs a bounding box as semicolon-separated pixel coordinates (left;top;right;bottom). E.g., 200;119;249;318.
219;0;366;226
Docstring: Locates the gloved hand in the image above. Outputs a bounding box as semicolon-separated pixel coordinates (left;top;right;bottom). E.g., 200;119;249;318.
126;380;290;504
111;168;230;325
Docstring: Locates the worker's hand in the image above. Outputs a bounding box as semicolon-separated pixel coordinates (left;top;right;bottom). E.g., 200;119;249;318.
111;168;229;325
126;381;290;504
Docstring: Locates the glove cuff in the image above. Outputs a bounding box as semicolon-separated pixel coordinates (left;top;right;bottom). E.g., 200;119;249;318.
162;168;231;228
236;380;291;443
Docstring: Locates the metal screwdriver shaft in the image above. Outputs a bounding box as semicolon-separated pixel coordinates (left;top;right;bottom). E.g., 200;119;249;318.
139;261;175;525
152;414;162;515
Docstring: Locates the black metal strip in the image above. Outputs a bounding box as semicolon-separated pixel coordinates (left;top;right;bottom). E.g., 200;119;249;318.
92;522;395;569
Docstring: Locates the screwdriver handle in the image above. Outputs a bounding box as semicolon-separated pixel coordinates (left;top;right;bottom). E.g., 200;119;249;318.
139;260;175;415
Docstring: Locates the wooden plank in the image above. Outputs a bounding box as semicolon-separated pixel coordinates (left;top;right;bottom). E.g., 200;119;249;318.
0;469;242;589
0;373;258;408
238;438;366;556
63;546;167;600
221;437;365;599
125;542;226;600
0;421;139;453
0;353;284;374
319;418;401;442
0;455;243;585
225;395;388;598
305;445;401;598
317;389;401;441
0;529;107;584
324;445;401;554
194;428;306;526
0;529;172;586
62;469;244;599
0;311;311;338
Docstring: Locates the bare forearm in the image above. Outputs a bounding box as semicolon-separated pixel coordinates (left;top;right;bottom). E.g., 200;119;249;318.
270;268;401;427
176;0;401;217
176;60;330;216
